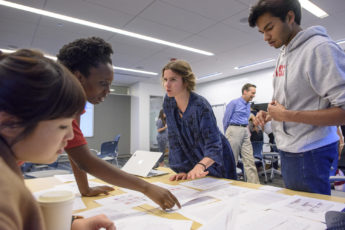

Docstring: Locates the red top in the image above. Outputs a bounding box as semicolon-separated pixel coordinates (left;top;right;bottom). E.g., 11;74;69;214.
65;114;87;150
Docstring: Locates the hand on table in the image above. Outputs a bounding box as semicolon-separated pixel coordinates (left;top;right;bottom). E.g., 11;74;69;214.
169;172;188;181
72;214;115;230
81;185;114;197
187;164;209;180
143;183;181;210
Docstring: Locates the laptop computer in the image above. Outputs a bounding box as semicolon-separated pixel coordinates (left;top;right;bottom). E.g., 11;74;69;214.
121;150;168;177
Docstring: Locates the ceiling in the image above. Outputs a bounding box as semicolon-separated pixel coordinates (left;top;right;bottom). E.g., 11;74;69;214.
1;0;345;86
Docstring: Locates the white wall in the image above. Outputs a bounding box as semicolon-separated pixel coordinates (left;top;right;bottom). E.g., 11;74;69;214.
196;67;275;105
130;82;165;153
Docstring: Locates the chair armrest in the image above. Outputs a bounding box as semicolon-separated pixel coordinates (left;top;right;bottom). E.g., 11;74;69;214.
330;176;345;182
89;149;100;156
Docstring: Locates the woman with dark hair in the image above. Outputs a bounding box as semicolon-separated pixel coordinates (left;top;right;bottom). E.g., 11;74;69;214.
162;60;237;181
156;109;168;167
57;37;180;210
0;49;115;229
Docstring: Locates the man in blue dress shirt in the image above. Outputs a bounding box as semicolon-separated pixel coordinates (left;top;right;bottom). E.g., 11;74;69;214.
223;83;260;184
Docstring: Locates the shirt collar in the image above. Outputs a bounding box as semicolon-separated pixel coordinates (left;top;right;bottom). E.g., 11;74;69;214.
239;97;249;105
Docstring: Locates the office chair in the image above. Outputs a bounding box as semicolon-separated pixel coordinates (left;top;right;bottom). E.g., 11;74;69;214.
21;153;72;178
114;134;121;143
261;143;281;182
91;140;120;167
251;141;269;183
325;211;345;230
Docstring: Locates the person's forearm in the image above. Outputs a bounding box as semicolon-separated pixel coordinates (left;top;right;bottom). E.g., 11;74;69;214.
283;107;345;126
67;145;150;193
199;157;215;169
68;155;90;195
157;126;167;133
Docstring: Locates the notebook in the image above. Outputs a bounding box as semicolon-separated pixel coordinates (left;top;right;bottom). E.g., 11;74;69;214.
121;150;168;177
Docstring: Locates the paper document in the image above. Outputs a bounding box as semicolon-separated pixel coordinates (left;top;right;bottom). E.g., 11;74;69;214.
153;182;200;204
78;205;193;230
54;181;111;194
179;177;231;190
54;173;95;183
198;183;253;201
94;193;150;208
268;195;345;222
198;199;239;230
235;210;326;230
259;185;283;192
178;198;239;226
78;205;146;221
115;214;193;230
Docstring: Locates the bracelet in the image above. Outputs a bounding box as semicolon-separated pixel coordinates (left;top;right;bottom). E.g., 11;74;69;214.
197;162;207;171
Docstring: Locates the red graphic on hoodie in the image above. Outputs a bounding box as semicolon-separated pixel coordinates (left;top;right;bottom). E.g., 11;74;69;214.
274;65;286;77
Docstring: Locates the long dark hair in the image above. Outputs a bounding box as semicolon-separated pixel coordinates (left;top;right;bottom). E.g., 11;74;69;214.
0;49;86;145
158;109;166;126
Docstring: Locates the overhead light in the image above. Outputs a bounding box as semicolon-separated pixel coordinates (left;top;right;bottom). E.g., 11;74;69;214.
113;66;157;75
198;72;222;79
109;89;115;92
0;0;214;56
234;58;275;70
0;48;158;75
0;48;57;60
299;0;328;18
336;39;345;45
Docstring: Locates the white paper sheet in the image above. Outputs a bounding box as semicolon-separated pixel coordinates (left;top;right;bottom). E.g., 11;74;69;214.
268;195;345;222
54;173;95;183
179;177;231;190
178;198;239;226
259;185;284;192
77;204;146;221
153;182;200;204
78;205;193;230
120;182;210;209
73;195;87;210
235;209;326;230
198;199;239;230
94;193;150;208
54;181;111;194
239;190;290;207
198;183;253;201
115;214;193;230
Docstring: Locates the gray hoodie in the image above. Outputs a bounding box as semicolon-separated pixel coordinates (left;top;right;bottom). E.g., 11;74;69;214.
271;26;345;153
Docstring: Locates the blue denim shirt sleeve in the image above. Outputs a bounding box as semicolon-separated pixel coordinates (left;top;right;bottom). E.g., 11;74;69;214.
200;106;224;165
223;100;235;132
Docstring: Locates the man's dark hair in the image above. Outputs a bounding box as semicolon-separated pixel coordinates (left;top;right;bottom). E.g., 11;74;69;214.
242;83;256;94
248;0;301;27
57;37;113;77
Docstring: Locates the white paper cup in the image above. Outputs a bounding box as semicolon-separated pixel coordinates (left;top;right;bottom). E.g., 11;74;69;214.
38;190;75;230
